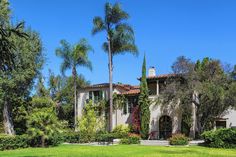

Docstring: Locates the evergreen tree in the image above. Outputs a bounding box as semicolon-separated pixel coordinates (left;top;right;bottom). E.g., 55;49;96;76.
36;76;49;97
0;0;28;72
0;0;43;134
139;55;150;139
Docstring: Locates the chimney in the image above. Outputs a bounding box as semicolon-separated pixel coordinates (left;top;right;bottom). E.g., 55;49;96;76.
148;66;156;77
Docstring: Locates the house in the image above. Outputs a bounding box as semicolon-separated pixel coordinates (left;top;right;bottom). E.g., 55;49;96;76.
77;67;236;139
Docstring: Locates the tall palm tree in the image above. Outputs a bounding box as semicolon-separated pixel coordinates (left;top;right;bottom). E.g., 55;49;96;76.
55;39;92;129
92;2;138;131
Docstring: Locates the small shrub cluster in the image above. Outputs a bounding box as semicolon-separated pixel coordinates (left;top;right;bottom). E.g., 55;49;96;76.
63;131;80;143
112;125;130;138
46;134;64;146
95;125;134;144
119;133;141;145
201;128;236;148
78;101;98;143
0;134;29;150
96;132;116;143
169;134;189;145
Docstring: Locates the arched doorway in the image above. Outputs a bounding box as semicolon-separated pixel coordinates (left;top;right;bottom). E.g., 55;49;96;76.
159;115;172;139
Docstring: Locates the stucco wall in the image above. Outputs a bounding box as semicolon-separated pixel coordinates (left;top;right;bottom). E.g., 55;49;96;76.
149;96;182;139
77;87;131;129
222;109;236;128
78;85;183;138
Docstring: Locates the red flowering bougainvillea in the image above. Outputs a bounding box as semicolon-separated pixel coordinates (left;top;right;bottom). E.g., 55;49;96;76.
131;105;141;133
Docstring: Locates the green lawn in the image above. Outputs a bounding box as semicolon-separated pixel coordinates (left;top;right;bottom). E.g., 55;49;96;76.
0;144;236;157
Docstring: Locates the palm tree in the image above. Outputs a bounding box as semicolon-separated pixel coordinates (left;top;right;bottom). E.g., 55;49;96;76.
55;39;92;129
92;2;138;131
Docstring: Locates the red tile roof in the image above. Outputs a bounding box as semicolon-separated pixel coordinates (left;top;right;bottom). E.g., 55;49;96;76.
121;88;140;95
83;83;140;95
83;73;178;96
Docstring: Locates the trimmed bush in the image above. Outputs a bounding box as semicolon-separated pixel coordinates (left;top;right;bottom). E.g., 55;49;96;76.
120;134;141;144
28;133;63;147
201;128;236;148
169;134;189;145
63;131;80;143
0;134;29;150
46;134;64;146
96;132;116;143
112;125;130;138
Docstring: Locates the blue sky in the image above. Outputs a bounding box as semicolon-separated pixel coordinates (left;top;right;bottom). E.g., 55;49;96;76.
9;0;236;85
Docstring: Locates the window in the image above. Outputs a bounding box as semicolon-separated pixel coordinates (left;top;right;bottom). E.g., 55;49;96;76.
128;98;132;113
88;90;104;103
216;121;226;129
123;96;138;114
123;103;127;114
148;82;157;95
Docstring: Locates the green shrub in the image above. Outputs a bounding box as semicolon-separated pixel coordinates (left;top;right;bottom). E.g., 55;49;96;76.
27;107;64;147
96;132;117;143
119;134;140;144
0;134;29;150
201;128;236;148
169;134;189;145
78;101;97;143
46;133;64;146
27;97;65;147
63;131;80;143
112;125;130;138
28;133;63;147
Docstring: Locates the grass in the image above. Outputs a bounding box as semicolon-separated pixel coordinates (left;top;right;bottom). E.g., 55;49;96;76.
0;144;236;157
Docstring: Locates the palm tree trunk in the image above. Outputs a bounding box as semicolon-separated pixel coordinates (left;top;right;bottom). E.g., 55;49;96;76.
72;67;77;130
3;100;15;135
107;35;113;132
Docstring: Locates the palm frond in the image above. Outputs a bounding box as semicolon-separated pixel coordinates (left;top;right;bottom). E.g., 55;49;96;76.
92;17;105;35
55;40;73;74
110;3;129;24
115;23;134;35
73;38;93;71
115;44;138;55
105;2;113;24
104;2;129;25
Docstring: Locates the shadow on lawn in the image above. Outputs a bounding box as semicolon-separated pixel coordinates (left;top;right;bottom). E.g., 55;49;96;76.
158;149;202;155
22;155;52;157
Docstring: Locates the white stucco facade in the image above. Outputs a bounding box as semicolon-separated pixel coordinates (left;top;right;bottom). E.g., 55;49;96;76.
77;78;236;139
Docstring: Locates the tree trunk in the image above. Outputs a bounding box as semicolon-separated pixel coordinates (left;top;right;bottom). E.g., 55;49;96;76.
116;109;118;127
196;108;203;136
107;35;113;132
3;100;15;135
72;67;77;130
41;136;45;147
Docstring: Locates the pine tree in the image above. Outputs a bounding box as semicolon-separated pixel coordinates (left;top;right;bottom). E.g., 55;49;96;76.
0;0;11;23
139;55;150;139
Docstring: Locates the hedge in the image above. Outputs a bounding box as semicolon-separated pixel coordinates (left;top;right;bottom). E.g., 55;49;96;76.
63;131;80;143
201;128;236;148
119;133;141;144
0;134;29;150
